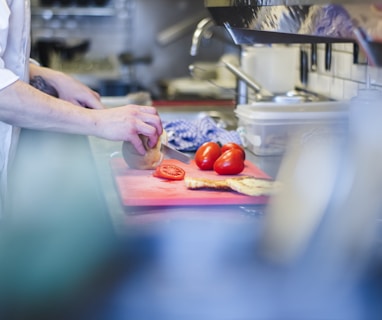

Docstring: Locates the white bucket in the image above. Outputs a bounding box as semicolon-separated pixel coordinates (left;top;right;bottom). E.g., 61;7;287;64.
241;45;299;94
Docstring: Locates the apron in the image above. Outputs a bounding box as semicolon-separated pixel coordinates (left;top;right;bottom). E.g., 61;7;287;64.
0;0;31;218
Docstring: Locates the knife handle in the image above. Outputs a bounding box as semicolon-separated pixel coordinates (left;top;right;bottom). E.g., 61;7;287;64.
300;49;308;85
311;43;317;72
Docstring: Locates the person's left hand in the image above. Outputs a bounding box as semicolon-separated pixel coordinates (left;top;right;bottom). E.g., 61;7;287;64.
29;64;104;110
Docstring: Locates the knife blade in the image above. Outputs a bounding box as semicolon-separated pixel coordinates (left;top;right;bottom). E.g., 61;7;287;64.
161;144;191;164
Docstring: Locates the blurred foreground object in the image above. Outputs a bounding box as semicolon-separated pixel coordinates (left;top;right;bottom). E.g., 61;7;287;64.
260;87;382;318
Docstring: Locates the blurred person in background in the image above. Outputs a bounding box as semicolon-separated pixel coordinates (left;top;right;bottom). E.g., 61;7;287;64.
0;0;162;219
0;2;162;318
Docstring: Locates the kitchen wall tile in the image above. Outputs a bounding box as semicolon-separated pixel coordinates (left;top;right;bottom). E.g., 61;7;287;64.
343;43;355;53
343;80;359;100
332;43;346;52
303;71;317;91
294;66;301;87
376;68;382;86
333;51;352;79
317;47;334;76
351;63;367;83
317;43;326;51
367;66;382;87
317;75;332;97
332;43;354;53
303;73;330;97
329;77;345;100
322;76;334;96
367;66;379;87
317;48;326;74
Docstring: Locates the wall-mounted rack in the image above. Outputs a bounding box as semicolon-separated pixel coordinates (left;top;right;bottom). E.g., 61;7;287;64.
205;0;382;66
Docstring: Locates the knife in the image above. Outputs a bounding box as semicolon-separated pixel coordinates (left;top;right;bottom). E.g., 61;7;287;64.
161;143;191;164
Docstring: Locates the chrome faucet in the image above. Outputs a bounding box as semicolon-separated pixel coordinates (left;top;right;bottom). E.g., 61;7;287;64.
190;17;214;56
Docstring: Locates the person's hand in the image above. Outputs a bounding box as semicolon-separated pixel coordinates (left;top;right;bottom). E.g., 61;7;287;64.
94;104;163;155
29;64;104;109
50;71;104;110
28;64;162;154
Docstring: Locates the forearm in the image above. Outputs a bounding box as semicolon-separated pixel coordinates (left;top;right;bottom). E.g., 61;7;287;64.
0;80;97;136
1;70;163;153
29;64;65;97
29;63;103;110
29;63;63;87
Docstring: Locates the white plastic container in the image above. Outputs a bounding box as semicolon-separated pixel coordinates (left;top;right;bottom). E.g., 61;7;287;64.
235;101;349;156
241;45;299;94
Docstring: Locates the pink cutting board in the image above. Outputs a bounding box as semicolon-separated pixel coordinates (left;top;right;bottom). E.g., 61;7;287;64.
110;157;272;207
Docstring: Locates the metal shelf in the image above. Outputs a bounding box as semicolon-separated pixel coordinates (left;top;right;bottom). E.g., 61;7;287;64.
31;6;116;17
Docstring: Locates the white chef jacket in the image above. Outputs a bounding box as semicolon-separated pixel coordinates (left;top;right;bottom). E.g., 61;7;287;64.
0;0;31;218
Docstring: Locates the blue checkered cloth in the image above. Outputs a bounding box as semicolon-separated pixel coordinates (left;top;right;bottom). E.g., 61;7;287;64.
163;116;243;152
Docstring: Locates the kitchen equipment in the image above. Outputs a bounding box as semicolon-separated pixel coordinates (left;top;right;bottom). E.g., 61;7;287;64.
205;1;382;68
110;158;271;207
235;101;348;156
190;17;215;56
223;57;320;103
157;11;207;46
325;43;332;71
300;49;309;85
164;77;235;100
311;43;318;72
97;80;144;97
161;144;191;164
34;38;90;67
222;60;273;100
353;42;368;65
101;91;152;106
118;52;152;66
92;0;110;6
221;59;273;99
188;62;217;80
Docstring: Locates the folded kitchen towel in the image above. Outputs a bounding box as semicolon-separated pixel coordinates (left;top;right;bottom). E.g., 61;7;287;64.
163;116;242;152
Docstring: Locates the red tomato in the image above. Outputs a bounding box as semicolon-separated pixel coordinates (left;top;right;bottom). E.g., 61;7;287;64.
153;164;185;180
221;142;246;160
194;142;221;170
213;149;245;175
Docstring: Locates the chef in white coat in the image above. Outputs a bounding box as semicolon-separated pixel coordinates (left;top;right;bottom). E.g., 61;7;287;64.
0;0;162;218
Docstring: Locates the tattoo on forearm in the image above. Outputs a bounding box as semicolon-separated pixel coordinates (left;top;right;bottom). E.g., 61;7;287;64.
30;76;59;97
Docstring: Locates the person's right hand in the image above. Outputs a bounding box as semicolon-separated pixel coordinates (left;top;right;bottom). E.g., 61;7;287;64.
93;104;163;155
